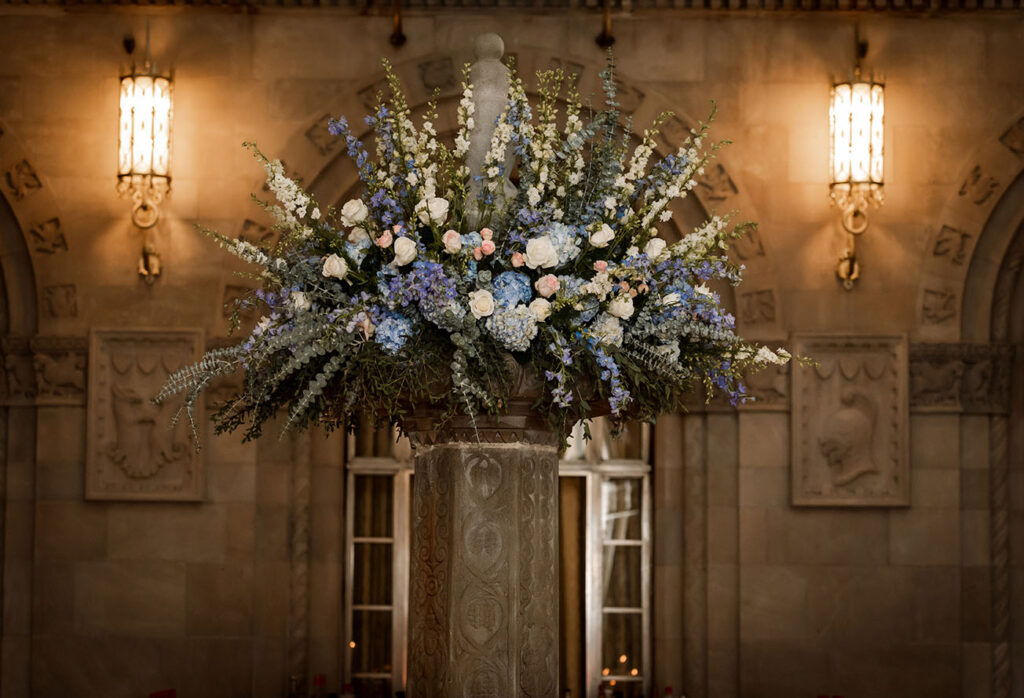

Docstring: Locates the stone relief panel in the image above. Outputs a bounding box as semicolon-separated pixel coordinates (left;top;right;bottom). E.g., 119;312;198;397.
0;336;87;405
792;335;909;507
909;343;1014;414
86;329;204;501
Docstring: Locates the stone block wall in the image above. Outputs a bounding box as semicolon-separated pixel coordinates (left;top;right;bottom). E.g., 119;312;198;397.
0;7;1021;698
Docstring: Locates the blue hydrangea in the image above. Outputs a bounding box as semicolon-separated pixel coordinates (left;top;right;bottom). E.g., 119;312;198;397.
464;232;483;250
492;271;532;308
486;305;538;352
375;314;413;354
555;275;599;322
344;237;371;265
545;222;583;266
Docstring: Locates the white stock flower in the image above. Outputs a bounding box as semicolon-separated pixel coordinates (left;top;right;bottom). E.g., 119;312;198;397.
591;313;623;347
589;224;615;248
416;197;450;226
321;254;349;280
524;236;559;269
585;271;614;300
661;292;681;306
290;292;311;312
694;283;712;296
340;199;368;226
528;298;552;321
468;290;496;319
311;208;321;221
645;237;668;261
393;237;418;266
607;295;635;319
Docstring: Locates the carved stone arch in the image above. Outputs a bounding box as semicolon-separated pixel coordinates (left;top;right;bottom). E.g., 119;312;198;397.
917;109;1024;342
952;112;1024;698
245;46;784;339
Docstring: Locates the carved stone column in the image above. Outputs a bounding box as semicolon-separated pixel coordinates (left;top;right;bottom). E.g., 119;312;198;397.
406;410;559;697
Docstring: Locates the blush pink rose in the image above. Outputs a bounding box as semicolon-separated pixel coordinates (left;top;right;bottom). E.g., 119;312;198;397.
480;240;496;255
473;247;483;261
480;227;493;241
376;230;394;248
593;260;608;272
534;274;560;298
511;252;525;268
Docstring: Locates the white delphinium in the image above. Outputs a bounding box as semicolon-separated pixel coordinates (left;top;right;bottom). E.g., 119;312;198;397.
263;159;311;225
454;80;475;161
670;215;730;262
755;346;791;365
641;138;704;229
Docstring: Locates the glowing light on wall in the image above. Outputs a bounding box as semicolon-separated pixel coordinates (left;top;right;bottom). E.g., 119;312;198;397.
828;27;885;291
117;69;172;230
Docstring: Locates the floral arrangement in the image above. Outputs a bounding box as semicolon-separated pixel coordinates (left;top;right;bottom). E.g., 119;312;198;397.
156;57;791;447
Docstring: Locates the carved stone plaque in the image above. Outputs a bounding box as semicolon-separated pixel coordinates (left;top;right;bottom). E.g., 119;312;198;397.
86;329;204;501
792;335;909;507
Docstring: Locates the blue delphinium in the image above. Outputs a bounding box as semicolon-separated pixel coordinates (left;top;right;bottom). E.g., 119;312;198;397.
388;261;465;332
375;314;413;354
485;305;538;352
491;271;532;308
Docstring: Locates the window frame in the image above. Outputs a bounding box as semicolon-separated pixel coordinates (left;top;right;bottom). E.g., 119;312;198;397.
342;424;653;698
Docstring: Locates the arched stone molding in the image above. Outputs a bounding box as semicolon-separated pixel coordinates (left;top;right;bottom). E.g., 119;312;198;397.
0;118;84;335
916;109;1024;342
239;46;785;341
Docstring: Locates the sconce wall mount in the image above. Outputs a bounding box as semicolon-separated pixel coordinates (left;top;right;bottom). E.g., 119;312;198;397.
829;28;884;291
117;25;173;283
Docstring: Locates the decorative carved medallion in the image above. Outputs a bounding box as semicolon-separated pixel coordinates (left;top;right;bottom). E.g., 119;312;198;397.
86;329;204;501
792;335;909;507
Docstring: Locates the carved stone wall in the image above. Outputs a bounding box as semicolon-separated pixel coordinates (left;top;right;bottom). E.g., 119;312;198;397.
85;329;205;501
791;335;909;507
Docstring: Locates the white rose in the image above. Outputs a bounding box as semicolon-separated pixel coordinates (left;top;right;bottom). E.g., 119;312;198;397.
528;298;552;321
290;291;311;312
321;254;349;280
524;236;559;269
348;227;369;244
645;237;668;260
442;229;462;254
393;237;418;266
590;224;615;248
607;295;635;319
417;197;450;226
468;290;495;319
340;198;369;227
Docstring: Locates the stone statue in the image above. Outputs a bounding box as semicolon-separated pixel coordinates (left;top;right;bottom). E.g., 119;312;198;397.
466;32;516;228
818;391;879;487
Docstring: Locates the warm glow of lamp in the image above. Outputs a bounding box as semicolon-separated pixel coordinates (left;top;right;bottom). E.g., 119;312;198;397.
828;27;884;291
118;69;172;229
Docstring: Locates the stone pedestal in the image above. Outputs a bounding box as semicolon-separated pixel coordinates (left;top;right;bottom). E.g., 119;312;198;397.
407;414;559;697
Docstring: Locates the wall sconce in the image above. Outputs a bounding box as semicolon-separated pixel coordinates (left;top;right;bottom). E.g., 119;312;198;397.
829;27;884;291
117;25;172;282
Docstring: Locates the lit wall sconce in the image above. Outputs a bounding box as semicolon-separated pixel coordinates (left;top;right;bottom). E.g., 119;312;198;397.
829;27;884;291
117;26;172;282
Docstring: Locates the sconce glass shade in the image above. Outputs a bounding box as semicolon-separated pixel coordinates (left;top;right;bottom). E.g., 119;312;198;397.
117;67;172;228
829;77;884;215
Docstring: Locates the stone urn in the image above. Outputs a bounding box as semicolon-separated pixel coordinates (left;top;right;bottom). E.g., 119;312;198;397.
404;365;561;697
